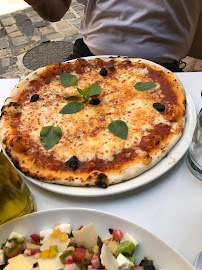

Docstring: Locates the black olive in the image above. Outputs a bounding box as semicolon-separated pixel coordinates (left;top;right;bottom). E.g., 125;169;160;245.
153;102;165;112
100;68;108;76
65;156;79;171
109;229;113;234
30;94;39;102
109;66;115;71
97;236;103;254
89;98;100;105
139;259;156;270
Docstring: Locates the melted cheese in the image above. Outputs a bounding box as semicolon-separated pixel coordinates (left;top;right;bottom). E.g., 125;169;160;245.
18;65;175;163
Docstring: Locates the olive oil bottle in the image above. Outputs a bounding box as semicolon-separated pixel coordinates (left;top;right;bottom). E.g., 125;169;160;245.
0;152;36;225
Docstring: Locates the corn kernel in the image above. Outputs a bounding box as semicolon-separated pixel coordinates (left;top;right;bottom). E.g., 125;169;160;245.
51;229;60;238
49;246;58;258
39;250;49;259
59;233;67;241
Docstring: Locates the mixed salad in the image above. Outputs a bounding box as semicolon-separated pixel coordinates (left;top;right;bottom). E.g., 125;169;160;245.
0;222;161;270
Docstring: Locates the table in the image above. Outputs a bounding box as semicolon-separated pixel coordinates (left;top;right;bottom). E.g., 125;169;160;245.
1;72;202;266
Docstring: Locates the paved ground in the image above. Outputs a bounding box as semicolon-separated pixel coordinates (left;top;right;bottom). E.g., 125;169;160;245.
0;1;202;79
0;0;83;78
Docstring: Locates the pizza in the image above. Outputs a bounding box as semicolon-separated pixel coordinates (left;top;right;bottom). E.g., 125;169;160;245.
0;57;186;188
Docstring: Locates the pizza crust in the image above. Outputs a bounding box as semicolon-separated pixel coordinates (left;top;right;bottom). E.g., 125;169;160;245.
0;57;186;188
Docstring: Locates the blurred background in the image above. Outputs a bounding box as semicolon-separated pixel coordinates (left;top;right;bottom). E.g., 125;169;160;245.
0;0;202;79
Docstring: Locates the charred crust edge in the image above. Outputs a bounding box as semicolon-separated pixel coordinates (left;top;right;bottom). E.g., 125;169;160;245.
95;173;108;189
8;102;19;107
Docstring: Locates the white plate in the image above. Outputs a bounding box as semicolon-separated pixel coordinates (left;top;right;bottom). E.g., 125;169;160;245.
0;208;195;270
2;56;197;197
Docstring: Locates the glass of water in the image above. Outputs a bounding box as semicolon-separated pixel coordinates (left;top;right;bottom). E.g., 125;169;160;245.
187;109;202;180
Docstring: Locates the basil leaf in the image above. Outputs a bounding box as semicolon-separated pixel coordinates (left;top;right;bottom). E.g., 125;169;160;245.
59;102;83;114
77;88;84;95
60;72;78;87
84;82;101;97
40;126;62;151
134;82;157;91
65;94;82;99
108;119;128;140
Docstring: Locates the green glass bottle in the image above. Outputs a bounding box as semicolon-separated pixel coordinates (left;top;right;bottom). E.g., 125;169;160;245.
0;152;36;225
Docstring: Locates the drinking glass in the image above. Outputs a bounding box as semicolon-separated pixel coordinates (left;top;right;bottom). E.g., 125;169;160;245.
0;151;37;225
187;109;202;180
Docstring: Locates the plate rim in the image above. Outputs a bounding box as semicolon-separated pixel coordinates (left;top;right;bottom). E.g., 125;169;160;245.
3;56;197;197
0;207;195;270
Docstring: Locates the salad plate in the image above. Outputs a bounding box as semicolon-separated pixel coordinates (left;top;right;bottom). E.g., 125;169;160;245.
0;208;195;270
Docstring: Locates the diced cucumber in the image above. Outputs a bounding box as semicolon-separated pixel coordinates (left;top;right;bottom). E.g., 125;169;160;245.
118;240;136;256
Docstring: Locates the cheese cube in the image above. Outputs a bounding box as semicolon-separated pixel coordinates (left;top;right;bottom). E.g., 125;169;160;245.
0;249;5;265
54;224;71;234
117;253;134;270
120;233;138;247
5;232;25;248
40;229;53;244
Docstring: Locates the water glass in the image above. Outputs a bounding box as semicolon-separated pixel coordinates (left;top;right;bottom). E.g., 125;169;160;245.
187;109;202;180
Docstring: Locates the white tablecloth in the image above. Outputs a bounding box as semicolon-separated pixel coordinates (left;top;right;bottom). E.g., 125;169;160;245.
1;72;202;265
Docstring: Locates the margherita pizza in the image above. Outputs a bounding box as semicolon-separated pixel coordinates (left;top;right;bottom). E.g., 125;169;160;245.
0;57;186;188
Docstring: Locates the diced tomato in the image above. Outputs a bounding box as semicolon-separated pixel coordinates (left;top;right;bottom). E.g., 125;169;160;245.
30;234;40;242
134;266;144;270
77;225;83;230
112;229;123;241
73;248;86;261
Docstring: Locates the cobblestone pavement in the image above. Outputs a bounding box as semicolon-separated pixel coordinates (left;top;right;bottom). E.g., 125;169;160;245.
0;1;83;78
0;1;202;79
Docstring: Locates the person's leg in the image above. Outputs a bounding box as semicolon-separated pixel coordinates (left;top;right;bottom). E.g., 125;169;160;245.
66;38;94;60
